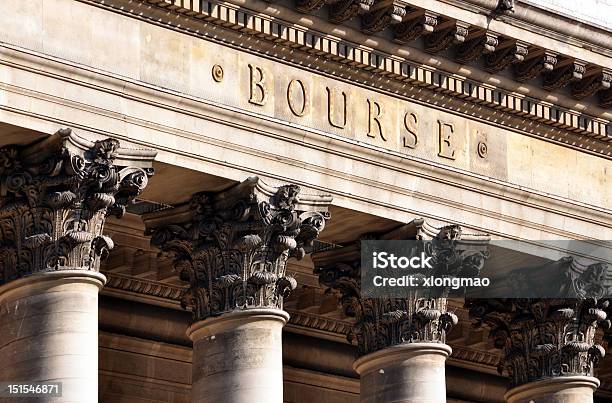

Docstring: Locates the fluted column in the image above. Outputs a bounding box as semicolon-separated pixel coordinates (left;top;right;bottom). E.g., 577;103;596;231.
146;177;332;403
467;296;609;403
313;220;490;403
0;129;156;402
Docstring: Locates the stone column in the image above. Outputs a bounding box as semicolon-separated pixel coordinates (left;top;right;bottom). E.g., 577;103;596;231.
146;177;332;403
467;296;609;403
0;129;156;402
313;220;490;403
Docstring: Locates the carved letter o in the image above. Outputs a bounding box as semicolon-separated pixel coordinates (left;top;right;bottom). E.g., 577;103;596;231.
287;79;308;117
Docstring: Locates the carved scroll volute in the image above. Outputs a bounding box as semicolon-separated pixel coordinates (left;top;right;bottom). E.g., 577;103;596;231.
393;10;439;44
423;20;470;54
513;49;558;82
484;39;528;73
360;1;406;35
467;297;609;388
0;129;156;285
313;220;489;355
571;68;612;100
329;0;374;24
542;59;586;91
454;31;498;64
146;177;332;322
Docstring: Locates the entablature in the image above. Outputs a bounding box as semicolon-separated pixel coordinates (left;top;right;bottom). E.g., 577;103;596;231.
1;1;610;244
266;0;612;105
111;0;612;125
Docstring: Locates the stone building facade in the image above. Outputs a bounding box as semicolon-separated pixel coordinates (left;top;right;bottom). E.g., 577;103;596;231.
0;0;610;402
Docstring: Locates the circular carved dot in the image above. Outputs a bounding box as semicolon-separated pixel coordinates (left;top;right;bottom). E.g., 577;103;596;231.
212;64;224;82
477;141;488;158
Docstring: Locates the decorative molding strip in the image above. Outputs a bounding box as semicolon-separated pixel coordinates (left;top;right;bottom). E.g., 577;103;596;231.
104;272;186;301
287;310;353;336
123;0;612;143
103;270;502;369
450;345;499;368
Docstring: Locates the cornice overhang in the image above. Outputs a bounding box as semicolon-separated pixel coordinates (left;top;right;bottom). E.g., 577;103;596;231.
136;0;612;109
81;0;612;154
263;0;612;108
460;0;612;48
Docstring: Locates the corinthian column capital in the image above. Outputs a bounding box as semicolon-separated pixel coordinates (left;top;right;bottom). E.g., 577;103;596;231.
313;219;490;355
145;177;332;322
466;296;608;389
0;129;156;284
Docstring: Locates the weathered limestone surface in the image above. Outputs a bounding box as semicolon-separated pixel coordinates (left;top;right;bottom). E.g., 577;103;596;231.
504;376;600;403
98;296;509;402
188;309;288;403
0;271;105;402
354;343;451;403
0;129;156;402
0;0;609;246
313;220;490;403
0;0;610;402
145;177;332;403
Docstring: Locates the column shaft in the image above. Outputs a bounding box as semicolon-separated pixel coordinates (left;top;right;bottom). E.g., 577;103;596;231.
354;343;451;403
188;309;289;403
0;271;105;403
504;376;599;403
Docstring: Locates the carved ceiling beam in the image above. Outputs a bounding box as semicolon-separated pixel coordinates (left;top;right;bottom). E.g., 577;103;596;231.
483;39;529;73
328;0;374;23
542;58;587;91
467;296;609;389
454;30;499;64
312;219;490;355
0;129;156;285
144;177;332;322
571;68;612;100
393;9;439;44
513;49;558;82
423;20;470;54
360;1;406;35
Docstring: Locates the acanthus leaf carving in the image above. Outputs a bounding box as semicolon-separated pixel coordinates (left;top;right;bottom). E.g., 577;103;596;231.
147;177;332;322
296;0;327;13
571;69;612;100
0;129;155;285
467;283;610;388
313;220;489;355
455;32;498;64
